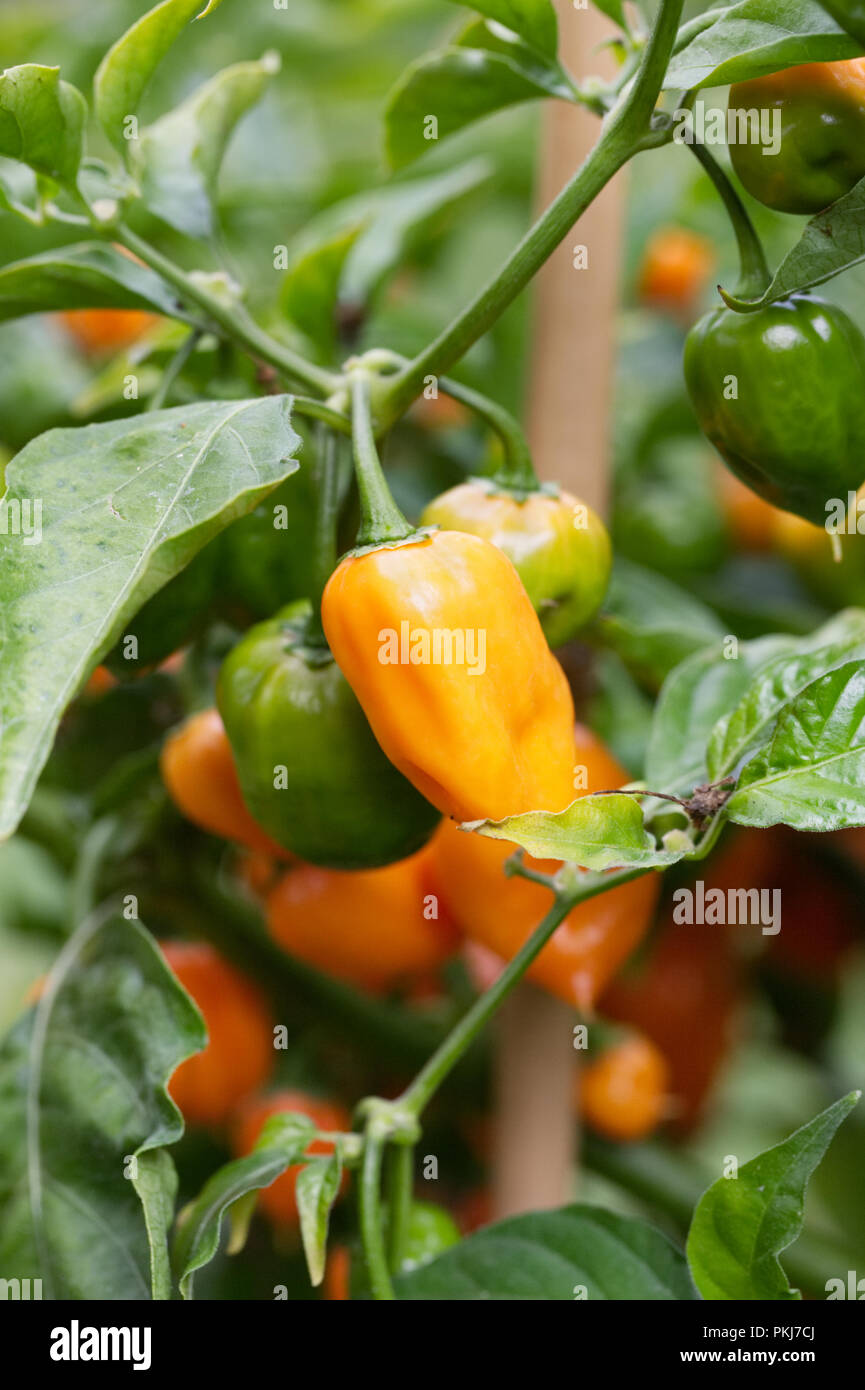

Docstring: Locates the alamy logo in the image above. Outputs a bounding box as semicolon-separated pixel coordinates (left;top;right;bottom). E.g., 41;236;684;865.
825;1271;865;1299
50;1320;152;1371
0;496;42;545
378;621;486;675
672;100;781;155
672;880;781;935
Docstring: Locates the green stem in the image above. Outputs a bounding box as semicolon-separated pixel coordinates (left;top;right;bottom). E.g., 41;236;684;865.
437;375;538;491
306;427;347;643
351;374;414;546
688;142;771;302
385;1144;414;1273
69;817;118;927
148;328;202;411
110;223;339;398
290;397;352;435
399;864;650;1117
359;1128;394;1300
379;0;684;420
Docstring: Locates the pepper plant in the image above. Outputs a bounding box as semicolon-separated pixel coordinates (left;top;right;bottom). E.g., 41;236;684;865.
1;0;865;1304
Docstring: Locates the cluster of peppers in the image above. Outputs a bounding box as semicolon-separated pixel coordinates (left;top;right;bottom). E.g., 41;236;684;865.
151;59;865;1189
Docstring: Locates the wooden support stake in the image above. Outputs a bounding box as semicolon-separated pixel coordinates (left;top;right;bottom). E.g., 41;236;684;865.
492;0;627;1220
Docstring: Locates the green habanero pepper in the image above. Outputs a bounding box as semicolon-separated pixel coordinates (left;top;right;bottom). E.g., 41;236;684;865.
216;599;441;870
729;60;865;216
420;478;611;648
684;294;865;525
349;1201;461;1297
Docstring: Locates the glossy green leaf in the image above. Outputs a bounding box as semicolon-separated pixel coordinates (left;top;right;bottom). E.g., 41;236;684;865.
687;1093;859;1300
646;637;795;797
296;1152;342;1287
395;1205;696;1299
0;242;196;324
0;912;205;1300
385;47;571;170
726;661;865;830
0;396;300;841
472;793;682;870
664;0;857;89
0;65;86;187
133;53;279;239
282;220;368;358
94;0;225;153
708;610;865;780
592;0;628;26
173;1112;317;1299
594;558;725;692
449;0;559;57
723;179;865;312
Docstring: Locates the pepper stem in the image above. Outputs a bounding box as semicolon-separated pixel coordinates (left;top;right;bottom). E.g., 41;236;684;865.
688;141;771;304
305;425;349;645
437;375;539;492
350;373;414;547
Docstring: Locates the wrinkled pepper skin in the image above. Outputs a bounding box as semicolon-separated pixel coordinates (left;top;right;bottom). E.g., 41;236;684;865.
684;295;865;524
160;707;290;859
729;60;865;215
419;480;612;647
429;725;660;1010
217;601;441;869
266;844;460;993
321;530;577;822
579;1035;670;1143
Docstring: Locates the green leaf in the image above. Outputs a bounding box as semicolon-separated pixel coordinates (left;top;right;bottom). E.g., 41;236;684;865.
664;0;858;89
296;1152;342;1287
820;0;865;44
646;636;795;797
686;1092;860;1300
385;47;571;170
472;793;682;869
132;1148;180;1302
395;1204;696;1299
594;557;725;691
0;242;196;324
726;660;865;830
282;220;368;358
173;1112;316;1299
94;0;225;154
0;912;205;1300
0;396;301;841
708;610;865;780
592;0;627;26
281;160;490;356
0;65;86;187
449;0;559;57
722;179;865;312
133;53;279;239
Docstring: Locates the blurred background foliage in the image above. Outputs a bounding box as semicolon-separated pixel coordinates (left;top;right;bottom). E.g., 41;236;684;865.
1;0;864;1299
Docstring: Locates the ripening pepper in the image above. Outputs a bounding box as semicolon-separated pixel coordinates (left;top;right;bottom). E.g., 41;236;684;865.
217;600;441;869
321;529;577;822
579;1034;670;1143
729;60;865;215
429;725;660;1010
266;843;460;993
162;942;275;1128
684;294;865;524
419;479;611;648
160;707;291;859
